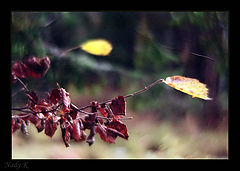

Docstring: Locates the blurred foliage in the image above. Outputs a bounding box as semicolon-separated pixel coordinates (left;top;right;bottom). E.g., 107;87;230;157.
11;12;228;158
11;11;228;117
11;12;47;58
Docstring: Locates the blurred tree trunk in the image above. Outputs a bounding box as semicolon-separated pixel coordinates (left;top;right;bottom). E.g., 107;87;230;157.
98;12;140;69
203;62;220;128
177;13;225;129
202;18;223;129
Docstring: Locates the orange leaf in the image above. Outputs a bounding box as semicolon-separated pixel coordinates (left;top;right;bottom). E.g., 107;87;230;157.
162;76;212;100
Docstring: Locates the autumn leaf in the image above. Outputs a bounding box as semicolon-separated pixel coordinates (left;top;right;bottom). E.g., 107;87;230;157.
72;119;86;142
12;61;28;81
60;117;73;147
24;57;51;78
12;118;21;133
12;56;50;82
86;125;96;146
69;104;79;119
95;124;118;144
25;90;39;105
60;88;71;113
44;116;58;138
20;119;29;135
162;76;212;100
98;104;108;117
90;101;109;117
48;88;62;105
105;118;128;140
110;96;126;116
28;114;45;132
80;39;113;56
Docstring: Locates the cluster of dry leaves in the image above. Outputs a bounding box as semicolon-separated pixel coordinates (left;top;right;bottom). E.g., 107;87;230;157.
12;56;129;146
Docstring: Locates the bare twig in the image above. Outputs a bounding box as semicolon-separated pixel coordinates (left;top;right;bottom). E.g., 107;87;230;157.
136;30;215;62
12;113;31;119
79;104;93;111
96;115;133;122
79;78;164;110
16;77;29;91
11;103;63;119
124;79;164;98
117;116;133;120
12;107;33;114
11;106;29;111
190;52;215;62
12;87;25;97
75;107;92;115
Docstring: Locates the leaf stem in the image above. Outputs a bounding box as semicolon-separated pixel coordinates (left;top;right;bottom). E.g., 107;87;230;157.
60;46;80;56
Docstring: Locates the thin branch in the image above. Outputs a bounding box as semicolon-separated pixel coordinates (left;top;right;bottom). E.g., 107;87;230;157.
96;115;133;122
11;103;63;118
43;15;60;28
16;77;29;91
12;113;31;119
12;87;25;97
78;78;164;110
157;41;215;62
116;116;133;120
75;107;92;115
12;77;164;119
11;106;29;111
31;103;63;114
124;79;164;98
79;104;94;111
190;52;215;62
136;30;215;62
106;105;114;118
12;107;33;114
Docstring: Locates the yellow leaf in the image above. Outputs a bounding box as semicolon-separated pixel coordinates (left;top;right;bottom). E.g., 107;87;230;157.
162;76;212;100
80;39;113;56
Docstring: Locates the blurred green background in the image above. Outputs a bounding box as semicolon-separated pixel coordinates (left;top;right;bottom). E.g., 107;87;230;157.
11;11;228;159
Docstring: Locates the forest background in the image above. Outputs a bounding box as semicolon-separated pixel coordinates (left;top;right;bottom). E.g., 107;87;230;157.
11;11;228;159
